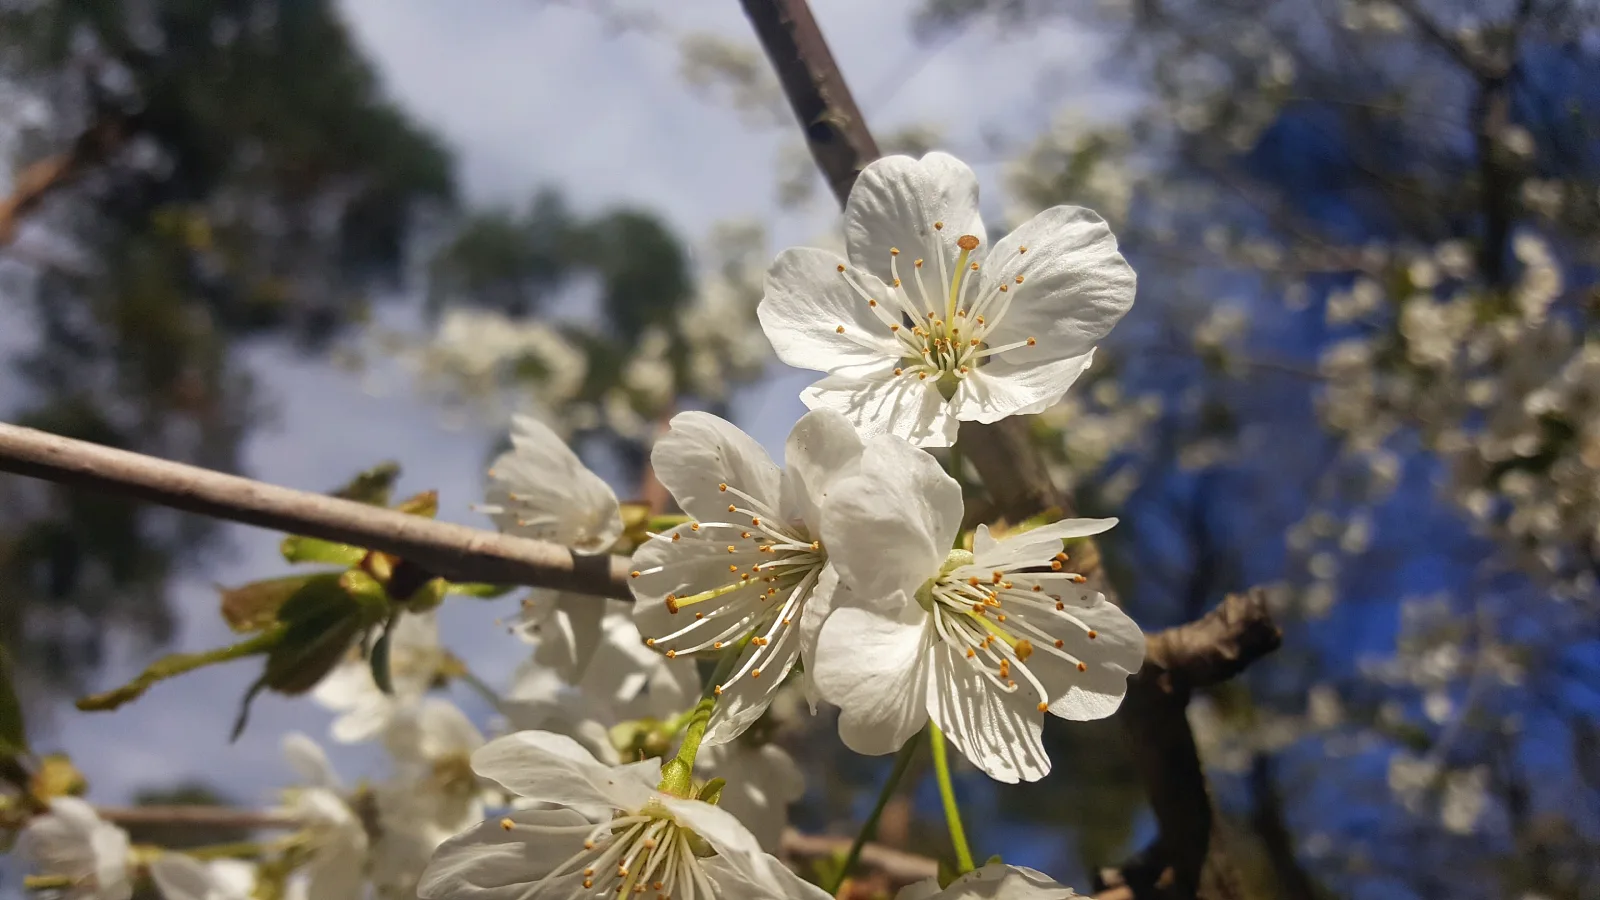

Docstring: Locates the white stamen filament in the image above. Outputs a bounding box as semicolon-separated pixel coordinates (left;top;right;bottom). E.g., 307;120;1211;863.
645;481;827;691
503;811;705;899
918;554;1103;710
835;233;1035;388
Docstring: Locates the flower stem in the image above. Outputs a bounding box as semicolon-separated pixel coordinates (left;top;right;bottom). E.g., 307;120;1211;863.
826;729;924;895
176;839;269;860
658;644;746;796
929;723;975;874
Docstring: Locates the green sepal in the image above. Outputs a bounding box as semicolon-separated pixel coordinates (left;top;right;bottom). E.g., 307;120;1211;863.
218;573;340;632
402;576;449;613
393;490;439;518
937;856;962;889
279;535;366;567
76;628;286;712
335;569;394;623
331;461;402;505
695;777;725;805
369;613;399;695
0;645;27;757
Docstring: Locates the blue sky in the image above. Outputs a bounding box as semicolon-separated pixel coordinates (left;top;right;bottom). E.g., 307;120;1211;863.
29;0;1130;813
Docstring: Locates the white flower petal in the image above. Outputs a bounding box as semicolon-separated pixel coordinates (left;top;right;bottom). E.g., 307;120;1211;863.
416;807;592;900
896;862;1082;899
652;411;782;524
814;600;932;756
926;644;1051;784
660;796;766;865
949;351;1096;424
801;369;959;448
704;623;801;746
983;206;1136;366
484;415;622;553
281;733;340;789
780;408;866;537
704;853;835;900
527;591;609;681
469;731;653;811
797;564;840;712
972;518;1118;569
845;152;986;285
149;856;245;900
821;436;962;602
759;248;904;374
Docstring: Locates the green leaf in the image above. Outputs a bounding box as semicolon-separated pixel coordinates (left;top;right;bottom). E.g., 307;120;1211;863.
0;645;28;756
331;461;402;505
279;535;366;567
369;614;398;695
77;628;285;712
218;573;340;632
444;581;514;599
259;605;364;699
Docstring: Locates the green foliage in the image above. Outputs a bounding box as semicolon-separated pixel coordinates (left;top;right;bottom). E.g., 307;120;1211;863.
0;0;454;694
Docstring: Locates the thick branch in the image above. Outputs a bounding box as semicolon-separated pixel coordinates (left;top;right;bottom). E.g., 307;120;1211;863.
739;0;880;207
96;805;296;831
0;115;131;247
0;422;632;598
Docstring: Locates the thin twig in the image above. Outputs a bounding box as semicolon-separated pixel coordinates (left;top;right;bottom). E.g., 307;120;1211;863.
0;422;632;598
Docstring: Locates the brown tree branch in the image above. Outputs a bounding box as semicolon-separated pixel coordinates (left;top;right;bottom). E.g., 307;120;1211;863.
0;422;632;598
0;115;132;248
740;5;1281;897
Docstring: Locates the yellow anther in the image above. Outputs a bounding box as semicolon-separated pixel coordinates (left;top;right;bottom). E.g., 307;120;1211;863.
970;261;979;271
836;325;845;334
890;247;900;255
728;564;739;572
1015;275;1025;284
690;523;701;531
957;234;980;251
934;221;944;230
672;533;681;542
1077;661;1088;672
868;299;878;307
665;649;677;658
999;284;1009;293
631;570;641;578
915;259;924;268
1055;639;1065;648
1026;337;1037;346
894;367;903;376
500;818;515;830
1087;629;1099;639
1019;245;1028;253
836;264;845;272
751;668;762;678
728;504;737;512
727;545;737;553
718;482;728;491
918;372;928;380
1038;701;1049;712
1014;640;1034;661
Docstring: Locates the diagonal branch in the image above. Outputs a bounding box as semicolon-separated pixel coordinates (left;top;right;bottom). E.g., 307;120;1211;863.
0;114;133;248
0;422;632;598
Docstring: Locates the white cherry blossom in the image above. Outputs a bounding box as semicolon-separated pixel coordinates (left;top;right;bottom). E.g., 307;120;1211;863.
278;734;369;900
418;731;829;900
758;151;1135;447
148;857;255;900
630;409;862;745
312;610;450;744
17;797;132;900
481;414;626;681
695;739;805;854
897;863;1083;899
813;437;1145;783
